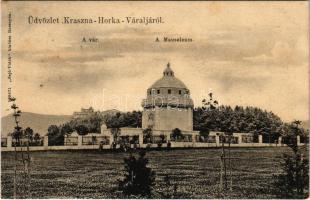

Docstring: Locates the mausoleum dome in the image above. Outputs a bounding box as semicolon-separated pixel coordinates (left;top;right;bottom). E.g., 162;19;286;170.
150;63;188;89
142;63;193;109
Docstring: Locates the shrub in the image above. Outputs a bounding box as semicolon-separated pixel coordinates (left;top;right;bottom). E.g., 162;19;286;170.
167;141;171;149
157;142;162;150
274;152;309;198
47;125;64;146
171;128;184;141
143;128;153;144
118;150;156;198
273;121;309;198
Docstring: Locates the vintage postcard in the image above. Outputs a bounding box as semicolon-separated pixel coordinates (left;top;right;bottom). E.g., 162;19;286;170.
1;1;309;199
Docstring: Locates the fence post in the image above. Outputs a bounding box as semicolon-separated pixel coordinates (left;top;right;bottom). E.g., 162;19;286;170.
166;133;171;141
278;136;282;146
109;135;114;146
139;134;143;147
258;135;263;144
238;135;242;144
7;136;12;148
78;135;83;147
297;135;301;146
64;135;68;146
216;135;220;147
43;136;48;148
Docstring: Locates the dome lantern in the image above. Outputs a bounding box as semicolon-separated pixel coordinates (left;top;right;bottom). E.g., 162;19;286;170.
163;62;174;77
150;63;187;89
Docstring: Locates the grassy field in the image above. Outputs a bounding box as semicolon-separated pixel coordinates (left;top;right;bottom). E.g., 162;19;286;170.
0;147;300;198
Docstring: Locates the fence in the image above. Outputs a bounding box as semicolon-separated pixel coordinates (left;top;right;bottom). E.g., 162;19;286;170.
152;135;167;144
1;134;307;152
242;135;254;143
170;134;193;142
196;135;217;143
65;136;78;146
219;135;238;144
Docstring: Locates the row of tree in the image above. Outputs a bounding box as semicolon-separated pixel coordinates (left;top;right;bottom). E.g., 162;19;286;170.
193;105;307;136
46;111;142;145
47;105;308;145
9;127;42;146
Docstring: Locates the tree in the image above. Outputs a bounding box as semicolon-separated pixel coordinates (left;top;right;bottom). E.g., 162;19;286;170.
47;125;63;146
24;127;34;142
199;128;209;137
118;150;156;197
10;98;31;198
47;125;59;136
274;121;309;198
60;124;73;145
202;92;218;110
193;105;293;141
171;128;184;141
75;124;89;135
33;133;41;145
199;128;209;142
91;136;97;145
12;129;23;145
111;127;121;143
143;128;153;144
64;110;138;135
159;135;165;143
61;124;73;137
131;135;139;145
88;112;104;132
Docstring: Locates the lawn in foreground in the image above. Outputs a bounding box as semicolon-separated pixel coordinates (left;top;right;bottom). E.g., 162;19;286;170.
1;147;291;198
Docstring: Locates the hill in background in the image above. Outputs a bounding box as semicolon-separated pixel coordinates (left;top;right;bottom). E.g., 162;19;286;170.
1;109;121;137
1;112;72;136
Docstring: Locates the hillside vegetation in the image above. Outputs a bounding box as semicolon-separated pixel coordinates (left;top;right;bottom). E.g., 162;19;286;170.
56;105;308;139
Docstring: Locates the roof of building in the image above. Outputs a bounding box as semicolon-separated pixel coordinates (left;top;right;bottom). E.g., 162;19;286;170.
150;63;188;89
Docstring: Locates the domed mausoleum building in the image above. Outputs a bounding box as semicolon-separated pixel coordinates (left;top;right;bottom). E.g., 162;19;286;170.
101;63;199;147
142;63;194;131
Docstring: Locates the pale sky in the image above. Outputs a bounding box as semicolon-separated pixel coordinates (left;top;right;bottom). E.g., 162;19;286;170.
1;1;309;122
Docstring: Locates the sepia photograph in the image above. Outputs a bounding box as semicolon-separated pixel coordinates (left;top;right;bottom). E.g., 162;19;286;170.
1;1;309;199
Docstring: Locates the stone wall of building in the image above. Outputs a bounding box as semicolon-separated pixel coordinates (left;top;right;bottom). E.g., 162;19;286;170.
142;107;193;131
